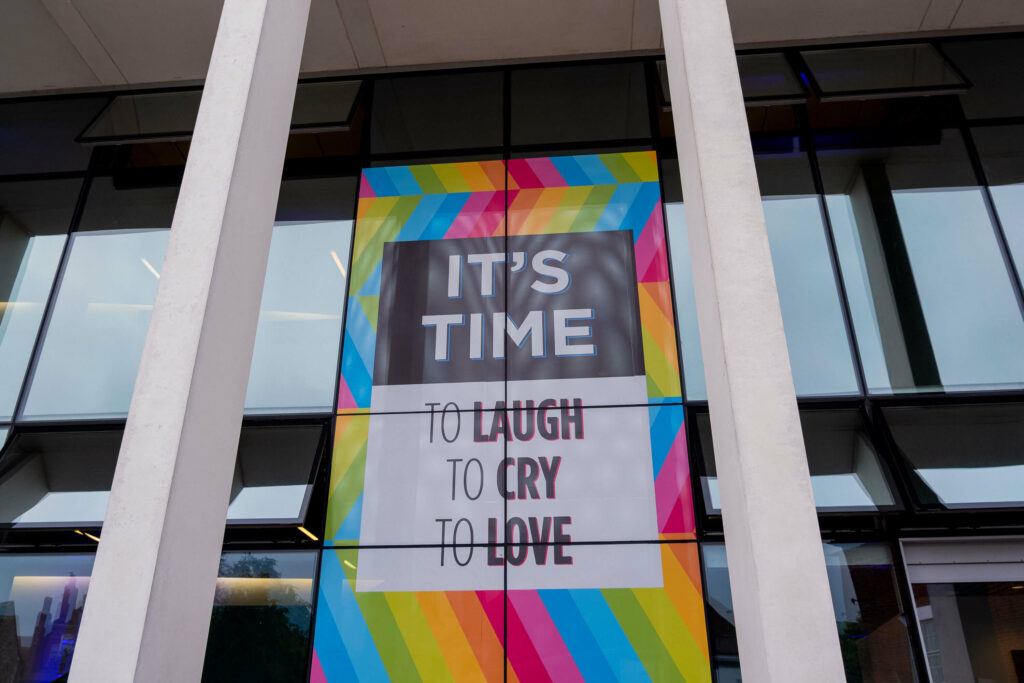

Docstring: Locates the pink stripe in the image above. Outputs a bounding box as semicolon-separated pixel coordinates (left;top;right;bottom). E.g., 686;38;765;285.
337;375;357;411
526;157;567;188
358;173;376;198
444;191;496;240
508;592;584;683
310;650;328;683
634;205;667;283
654;427;695;534
466;191;506;239
477;590;506;646
508;159;544;189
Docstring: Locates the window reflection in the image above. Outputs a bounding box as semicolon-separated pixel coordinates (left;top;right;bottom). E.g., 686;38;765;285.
664;201;707;401
202;550;316;683
0;553;95;682
822;129;1024;394
698;409;895;512
0;180;78;420
884;403;1024;508
972;125;1024;284
702;542;919;683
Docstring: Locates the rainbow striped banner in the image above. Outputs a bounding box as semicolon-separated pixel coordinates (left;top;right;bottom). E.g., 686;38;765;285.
337;152;682;412
310;544;711;682
325;403;694;545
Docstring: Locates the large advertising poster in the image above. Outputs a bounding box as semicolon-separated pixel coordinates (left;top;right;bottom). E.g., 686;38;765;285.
312;153;710;682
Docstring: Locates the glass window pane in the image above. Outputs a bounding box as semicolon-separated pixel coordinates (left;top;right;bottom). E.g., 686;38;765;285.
227;425;322;522
0;426;7;449
801;44;966;97
22;229;169;420
884;403;1024;508
703;542;920;683
22;178;178;420
972;124;1024;281
665;201;707;401
698;409;894;512
80;91;202;142
0;553;95;681
0;97;108;175
0;430;120;525
290;81;361;130
370;71;503;154
0;179;80;420
942;37;1024;120
738;53;806;102
822;129;1024;394
203;550;316;683
511;62;649;146
757;151;860;397
246;177;355;414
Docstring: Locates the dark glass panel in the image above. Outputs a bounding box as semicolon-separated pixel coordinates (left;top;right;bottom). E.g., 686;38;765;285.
510;62;649;146
658;53;805;105
80;91;202;142
0;97;107;175
202;550;316;683
883;403;1024;508
822;129;1024;393
801;44;965;98
370;71;503;154
0;179;80;420
698;409;894;512
942;37;1024;120
971;124;1024;282
702;542;920;682
0;553;95;682
226;425;323;523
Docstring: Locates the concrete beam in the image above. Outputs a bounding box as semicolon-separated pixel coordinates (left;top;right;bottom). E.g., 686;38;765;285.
68;1;310;681
658;0;847;681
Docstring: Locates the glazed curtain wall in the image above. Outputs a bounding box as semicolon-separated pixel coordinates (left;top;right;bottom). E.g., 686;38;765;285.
314;152;709;682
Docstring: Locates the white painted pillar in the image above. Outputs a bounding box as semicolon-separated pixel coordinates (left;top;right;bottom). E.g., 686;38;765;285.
658;1;847;681
69;1;310;681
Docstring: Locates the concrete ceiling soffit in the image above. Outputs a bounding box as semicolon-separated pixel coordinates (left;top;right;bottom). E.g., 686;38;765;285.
302;0;360;72
41;0;126;86
334;0;387;68
0;0;100;92
632;0;663;50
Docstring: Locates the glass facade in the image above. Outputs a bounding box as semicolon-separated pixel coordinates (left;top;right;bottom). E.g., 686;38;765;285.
0;31;1023;683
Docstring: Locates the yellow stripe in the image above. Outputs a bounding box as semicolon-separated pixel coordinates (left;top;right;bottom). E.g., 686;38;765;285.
519;187;569;235
417;592;488;683
623;150;659;182
434;164;472;193
455;162;495;191
543;186;592;234
385;593;455;682
329;416;368;496
633;588;712;683
638;285;679;372
352;197;399;261
661;546;711;659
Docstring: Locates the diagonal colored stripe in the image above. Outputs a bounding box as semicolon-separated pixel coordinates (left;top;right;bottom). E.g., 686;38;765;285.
654;428;693;535
508;158;544;189
481;160;507;192
638;285;679;373
517;187;570;235
351;587;420;680
394;194;449;242
634;585;712;683
447;592;506;683
640;281;673;322
602;589;685;683
456;162;498;191
343;297;376;375
317;550;389;681
327;416;368;539
600;153;643;184
352;196;399;262
569;591;650;681
543;186;593;235
624;150;660;182
648;404;680;476
421;193;471;241
538;590;617;682
445;191;500;240
508;591;584;683
549;156;592;187
660;545;711;660
467;191;506;239
434;163;473;193
506;188;545;236
340;331;372;408
363;167;401;197
352;196;418;290
566;185;616;233
387;165;422;196
527;157;567;187
384;593;454;682
622;183;661;236
594;183;642;231
634;205;666;284
358;296;380;333
335;491;363;540
506;594;553;683
337;373;357;411
417;592;489;683
409;164;446;194
642;326;680;398
357;260;382;297
576;155;617;185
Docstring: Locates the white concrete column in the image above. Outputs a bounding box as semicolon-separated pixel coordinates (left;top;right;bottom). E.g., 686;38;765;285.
69;1;310;682
658;1;846;681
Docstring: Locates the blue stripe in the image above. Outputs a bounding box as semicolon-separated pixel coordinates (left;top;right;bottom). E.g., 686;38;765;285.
420;193;471;241
363;168;400;197
388;166;422;196
550;156;592;187
539;590;617;682
335;492;363;541
358;261;382;297
341;331;373;408
396;194;448;242
576;155;618;185
312;585;360;681
594;183;642;231
316;550;389;682
571;590;650;682
344;299;376;375
624;183;661;238
648;404;682;477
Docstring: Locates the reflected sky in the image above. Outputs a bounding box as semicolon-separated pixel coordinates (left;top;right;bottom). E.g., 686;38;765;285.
664;203;706;401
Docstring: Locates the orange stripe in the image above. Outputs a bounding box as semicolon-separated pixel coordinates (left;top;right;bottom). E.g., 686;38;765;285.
661;545;710;659
417;592;487;682
638;284;679;371
456;162;496;192
506;189;544;236
446;592;506;683
481;161;507;191
517;187;569;235
640;281;674;322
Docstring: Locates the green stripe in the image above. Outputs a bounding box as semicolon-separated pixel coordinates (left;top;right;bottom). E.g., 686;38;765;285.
599;154;642;183
352;196;419;292
410;165;446;194
326;432;367;538
568;185;616;232
624;152;659;182
602;588;686;683
359;296;380;333
642;328;680;398
348;565;422;681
